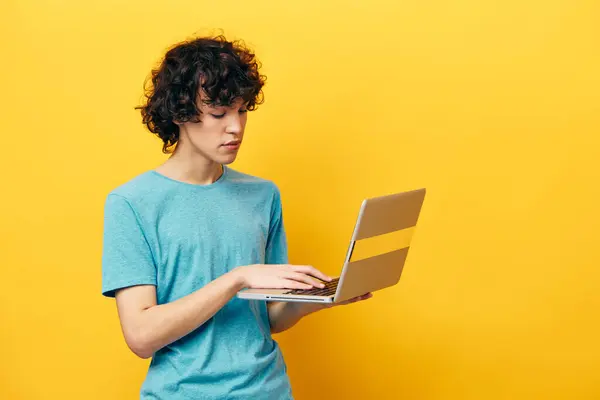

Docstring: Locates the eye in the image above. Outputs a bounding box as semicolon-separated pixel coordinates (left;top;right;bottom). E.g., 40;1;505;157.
239;109;248;114
211;112;226;119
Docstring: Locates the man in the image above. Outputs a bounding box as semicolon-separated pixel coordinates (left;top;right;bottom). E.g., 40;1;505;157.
101;34;371;399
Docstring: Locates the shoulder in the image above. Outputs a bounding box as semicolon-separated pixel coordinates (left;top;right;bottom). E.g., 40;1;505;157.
104;170;159;207
226;167;282;196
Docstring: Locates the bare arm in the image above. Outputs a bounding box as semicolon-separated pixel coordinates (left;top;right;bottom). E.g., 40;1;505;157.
115;270;244;359
115;264;331;359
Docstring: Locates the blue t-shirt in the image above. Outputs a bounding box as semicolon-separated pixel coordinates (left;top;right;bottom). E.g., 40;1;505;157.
101;165;293;399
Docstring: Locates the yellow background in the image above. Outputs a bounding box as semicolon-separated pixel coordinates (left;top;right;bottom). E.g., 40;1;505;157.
2;0;599;399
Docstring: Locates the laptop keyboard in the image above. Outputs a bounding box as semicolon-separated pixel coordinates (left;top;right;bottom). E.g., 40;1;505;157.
284;277;340;296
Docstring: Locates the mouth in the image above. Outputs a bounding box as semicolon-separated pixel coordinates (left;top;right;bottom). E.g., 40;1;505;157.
222;140;241;150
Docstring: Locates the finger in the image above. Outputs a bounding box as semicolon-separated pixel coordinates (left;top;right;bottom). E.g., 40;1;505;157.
283;264;332;282
286;272;325;288
277;266;320;286
281;270;316;286
282;279;313;290
292;265;333;282
357;293;373;301
341;293;373;305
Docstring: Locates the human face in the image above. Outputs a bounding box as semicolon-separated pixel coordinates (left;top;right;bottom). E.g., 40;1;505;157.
176;97;248;165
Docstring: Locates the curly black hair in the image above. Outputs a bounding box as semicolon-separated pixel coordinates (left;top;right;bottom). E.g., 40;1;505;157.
136;34;266;153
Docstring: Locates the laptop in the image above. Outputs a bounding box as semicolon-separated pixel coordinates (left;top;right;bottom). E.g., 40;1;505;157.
237;188;426;304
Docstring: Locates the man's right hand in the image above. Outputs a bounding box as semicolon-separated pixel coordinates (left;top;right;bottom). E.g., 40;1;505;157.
232;264;333;290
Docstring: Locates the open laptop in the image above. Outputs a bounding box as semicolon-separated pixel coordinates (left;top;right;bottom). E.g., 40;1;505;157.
237;187;426;304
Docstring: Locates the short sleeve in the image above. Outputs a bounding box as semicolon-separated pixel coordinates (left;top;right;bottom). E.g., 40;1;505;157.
101;194;157;297
265;185;289;265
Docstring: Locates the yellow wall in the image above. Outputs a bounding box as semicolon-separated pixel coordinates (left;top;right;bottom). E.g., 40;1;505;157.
2;1;599;399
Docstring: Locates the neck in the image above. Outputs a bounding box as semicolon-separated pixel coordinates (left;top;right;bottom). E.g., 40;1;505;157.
155;145;224;185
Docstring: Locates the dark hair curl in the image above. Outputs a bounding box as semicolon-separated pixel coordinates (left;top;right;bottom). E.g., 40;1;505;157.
136;34;266;153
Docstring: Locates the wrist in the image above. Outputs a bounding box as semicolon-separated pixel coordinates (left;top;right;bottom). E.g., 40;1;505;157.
229;267;248;290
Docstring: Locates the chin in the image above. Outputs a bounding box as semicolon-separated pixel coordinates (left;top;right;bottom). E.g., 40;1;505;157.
217;155;238;165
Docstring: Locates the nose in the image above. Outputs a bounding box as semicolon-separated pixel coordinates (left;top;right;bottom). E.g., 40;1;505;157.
225;113;243;134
